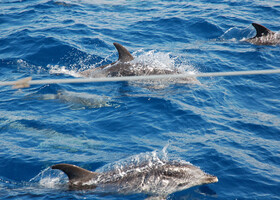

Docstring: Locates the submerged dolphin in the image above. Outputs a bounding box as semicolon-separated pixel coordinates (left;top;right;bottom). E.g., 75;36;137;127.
245;23;280;45
52;160;217;199
79;43;198;84
26;90;111;109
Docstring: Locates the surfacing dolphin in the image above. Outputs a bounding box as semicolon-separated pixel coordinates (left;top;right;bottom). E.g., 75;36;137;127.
79;43;199;84
52;160;217;199
245;23;280;45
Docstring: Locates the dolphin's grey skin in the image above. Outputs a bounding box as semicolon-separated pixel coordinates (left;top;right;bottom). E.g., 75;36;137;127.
52;160;218;199
26;90;111;109
79;43;199;84
245;23;280;45
80;43;134;77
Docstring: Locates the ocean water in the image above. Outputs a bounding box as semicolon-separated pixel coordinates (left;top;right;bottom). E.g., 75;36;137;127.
0;0;280;199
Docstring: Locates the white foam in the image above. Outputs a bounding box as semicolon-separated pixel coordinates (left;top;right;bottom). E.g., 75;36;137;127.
39;177;62;189
29;167;67;189
131;49;195;74
16;59;45;74
48;64;83;77
96;145;171;174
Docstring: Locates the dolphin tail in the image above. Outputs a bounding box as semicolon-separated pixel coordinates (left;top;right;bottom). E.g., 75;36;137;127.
252;23;274;38
52;163;98;188
113;42;134;62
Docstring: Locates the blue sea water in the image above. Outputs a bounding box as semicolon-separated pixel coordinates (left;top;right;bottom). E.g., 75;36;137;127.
0;0;280;199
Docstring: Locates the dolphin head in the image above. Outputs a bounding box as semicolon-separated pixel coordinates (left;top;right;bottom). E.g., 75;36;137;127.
121;160;219;197
158;161;218;193
201;173;219;184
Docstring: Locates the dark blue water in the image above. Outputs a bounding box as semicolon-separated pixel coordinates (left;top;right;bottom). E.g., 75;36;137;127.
1;0;280;199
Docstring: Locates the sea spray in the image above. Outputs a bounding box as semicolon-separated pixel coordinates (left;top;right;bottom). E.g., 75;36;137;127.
29;167;67;189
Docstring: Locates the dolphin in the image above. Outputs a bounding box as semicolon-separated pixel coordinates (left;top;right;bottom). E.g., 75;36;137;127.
245;23;280;45
79;43;199;84
52;160;218;199
25;90;112;109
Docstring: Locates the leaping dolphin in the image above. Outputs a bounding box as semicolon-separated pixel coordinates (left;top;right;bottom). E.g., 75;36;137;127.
245;23;280;45
79;43;199;84
52;160;218;199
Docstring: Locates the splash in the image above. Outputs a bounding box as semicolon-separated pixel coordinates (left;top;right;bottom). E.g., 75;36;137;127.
218;25;254;41
16;59;45;74
48;65;83;77
29;167;67;189
97;144;174;174
131;49;195;74
131;50;176;74
128;50;199;88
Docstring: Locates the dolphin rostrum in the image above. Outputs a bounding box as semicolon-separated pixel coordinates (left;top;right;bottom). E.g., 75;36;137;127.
79;43;199;84
52;160;218;198
245;23;280;45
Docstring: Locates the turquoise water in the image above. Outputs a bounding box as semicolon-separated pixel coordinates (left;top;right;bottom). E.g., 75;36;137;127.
0;0;280;199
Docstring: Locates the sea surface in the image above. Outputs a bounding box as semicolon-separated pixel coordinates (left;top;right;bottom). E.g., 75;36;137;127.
0;0;280;199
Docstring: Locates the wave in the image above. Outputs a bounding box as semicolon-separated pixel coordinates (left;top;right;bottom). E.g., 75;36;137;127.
131;17;223;42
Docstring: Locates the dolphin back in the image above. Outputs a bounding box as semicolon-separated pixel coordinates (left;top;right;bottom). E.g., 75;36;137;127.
252;23;274;38
113;42;134;62
52;163;98;189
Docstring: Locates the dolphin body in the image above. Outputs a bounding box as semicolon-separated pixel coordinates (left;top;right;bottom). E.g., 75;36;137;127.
245;23;280;45
79;43;198;84
26;90;111;109
52;160;218;199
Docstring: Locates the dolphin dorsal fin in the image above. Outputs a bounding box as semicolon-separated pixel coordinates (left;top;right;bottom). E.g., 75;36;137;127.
52;164;97;182
113;42;134;62
252;23;274;37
